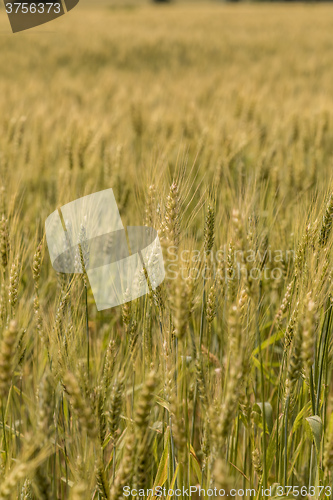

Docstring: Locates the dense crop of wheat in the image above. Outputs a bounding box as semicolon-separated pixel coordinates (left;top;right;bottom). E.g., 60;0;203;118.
1;1;333;498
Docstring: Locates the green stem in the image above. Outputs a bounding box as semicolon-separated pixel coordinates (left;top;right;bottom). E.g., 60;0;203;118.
284;394;290;487
256;280;267;490
85;285;89;380
1;399;7;463
309;444;314;490
191;278;206;444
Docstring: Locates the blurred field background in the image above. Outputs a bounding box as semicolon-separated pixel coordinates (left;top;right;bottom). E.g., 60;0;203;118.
1;1;333;499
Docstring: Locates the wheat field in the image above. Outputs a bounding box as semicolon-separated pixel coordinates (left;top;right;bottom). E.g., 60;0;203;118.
1;1;333;498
